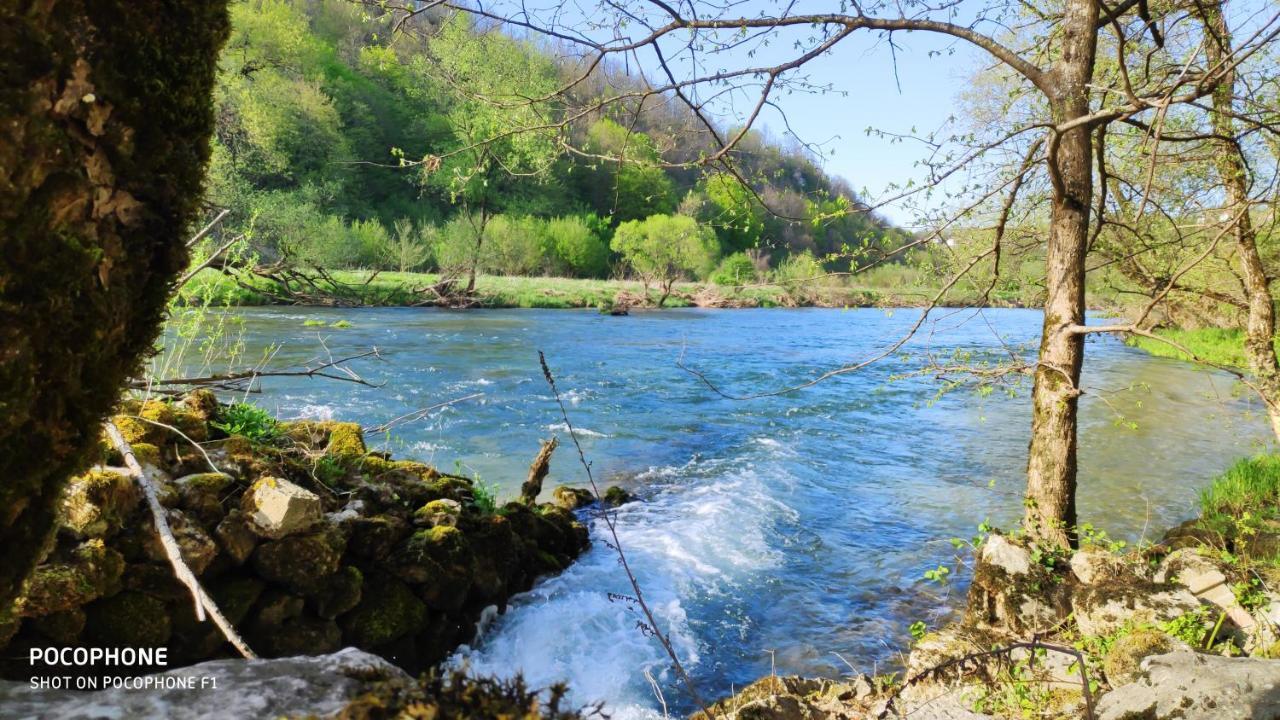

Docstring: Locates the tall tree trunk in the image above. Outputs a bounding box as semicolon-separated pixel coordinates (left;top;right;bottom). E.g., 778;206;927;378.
0;0;230;611
1022;0;1099;548
1196;0;1280;441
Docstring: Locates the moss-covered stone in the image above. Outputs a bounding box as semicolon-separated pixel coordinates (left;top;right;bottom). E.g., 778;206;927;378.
139;399;178;432
327;423;367;459
312;566;364;619
1103;628;1178;685
341;575;428;648
253;524;346;595
171;408;209;443
552;486;593;511
414;499;462;528
60;468;140;537
130;442;163;467
31;608;86;645
396;526;474;611
84;591;171;647
602;486;635;507
183;390;220;422
174;471;234;526
347;514;411;562
214;509;258;565
16;540;125;617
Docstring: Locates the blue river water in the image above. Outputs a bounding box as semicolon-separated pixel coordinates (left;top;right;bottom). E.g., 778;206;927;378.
189;307;1271;717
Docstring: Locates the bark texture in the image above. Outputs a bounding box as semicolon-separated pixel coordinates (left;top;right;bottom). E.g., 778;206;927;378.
1022;0;1100;548
0;0;230;610
1196;0;1280;441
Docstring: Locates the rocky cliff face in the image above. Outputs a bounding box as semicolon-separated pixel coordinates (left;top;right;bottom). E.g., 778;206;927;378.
0;391;589;677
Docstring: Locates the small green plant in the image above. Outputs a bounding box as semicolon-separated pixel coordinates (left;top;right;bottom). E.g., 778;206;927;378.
1233;577;1269;611
313;455;345;486
471;479;499;512
908;621;928;641
1078;523;1127;553
211;402;279;442
923;565;951;584
303;319;326;327
330;319;353;329
1160;607;1213;647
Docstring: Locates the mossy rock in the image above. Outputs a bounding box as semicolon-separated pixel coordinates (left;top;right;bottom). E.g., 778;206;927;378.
327;423;367;459
174;472;235;527
60;468;140;538
1103;628;1178;685
31;608;86;645
171;408;209;443
312;566;363;619
139;399;178;429
252;524;346;596
84;591;171;647
602;486;635;507
16;540;125;617
122;563;189;603
255;614;343;658
414;499;462;528
130;442;163;467
340;575;428;648
183;389;221;421
397;526;475;611
112;415;155;446
347;514;411;562
552;486;593;511
250;589;305;630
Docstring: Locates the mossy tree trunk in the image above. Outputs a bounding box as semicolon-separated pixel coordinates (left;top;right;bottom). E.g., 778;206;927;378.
0;0;230;610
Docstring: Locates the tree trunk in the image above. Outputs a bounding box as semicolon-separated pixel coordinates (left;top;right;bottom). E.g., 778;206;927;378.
1196;0;1280;441
0;0;230;611
1022;0;1099;548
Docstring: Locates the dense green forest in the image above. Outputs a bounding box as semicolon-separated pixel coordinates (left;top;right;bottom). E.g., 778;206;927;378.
205;0;908;285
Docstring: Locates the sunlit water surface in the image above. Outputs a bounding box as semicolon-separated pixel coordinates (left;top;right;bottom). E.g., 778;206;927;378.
188;307;1271;717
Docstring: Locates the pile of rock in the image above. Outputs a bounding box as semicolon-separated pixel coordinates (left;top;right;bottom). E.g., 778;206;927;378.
0;392;593;677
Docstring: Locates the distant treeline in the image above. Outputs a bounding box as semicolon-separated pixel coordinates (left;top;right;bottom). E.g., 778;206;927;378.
206;0;910;282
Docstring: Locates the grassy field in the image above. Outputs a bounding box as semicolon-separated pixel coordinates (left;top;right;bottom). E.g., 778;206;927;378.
180;268;1027;310
1125;327;1254;368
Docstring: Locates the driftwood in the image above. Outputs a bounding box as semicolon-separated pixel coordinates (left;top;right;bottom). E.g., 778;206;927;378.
519;436;558;505
103;421;257;659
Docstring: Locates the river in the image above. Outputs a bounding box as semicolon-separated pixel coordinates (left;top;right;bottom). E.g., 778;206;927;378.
183;307;1271;717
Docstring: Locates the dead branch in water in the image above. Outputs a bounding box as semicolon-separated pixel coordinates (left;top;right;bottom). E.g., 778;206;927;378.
103;421;257;659
367;393;485;434
520;436;558;505
134;348;384;393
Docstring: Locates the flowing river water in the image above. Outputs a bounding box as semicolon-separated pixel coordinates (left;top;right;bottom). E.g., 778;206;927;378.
188;307;1271;717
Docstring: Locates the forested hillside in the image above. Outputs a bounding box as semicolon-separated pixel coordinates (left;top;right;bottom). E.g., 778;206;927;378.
205;0;907;283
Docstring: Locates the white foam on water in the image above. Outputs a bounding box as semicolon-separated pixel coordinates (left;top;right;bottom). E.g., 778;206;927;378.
547;422;609;438
295;404;336;420
450;462;792;717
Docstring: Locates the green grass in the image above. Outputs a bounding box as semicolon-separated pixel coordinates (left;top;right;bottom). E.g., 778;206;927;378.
1199;454;1280;533
1126;327;1252;368
179;267;1040;310
211;402;280;442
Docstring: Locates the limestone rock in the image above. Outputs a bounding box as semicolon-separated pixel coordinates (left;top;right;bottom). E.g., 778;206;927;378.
0;648;409;720
1074;581;1204;638
693;675;873;720
84;590;171;647
242;476;321;540
1156;549;1254;630
981;534;1031;576
1098;651;1280;719
1101;628;1183;685
145;510;218;576
602;485;635;507
16;540;125;617
1069;548;1127;586
174;472;234;527
340;575;428;648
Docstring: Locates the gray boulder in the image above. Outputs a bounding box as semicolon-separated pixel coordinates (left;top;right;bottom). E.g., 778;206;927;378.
0;647;407;720
1099;651;1280;720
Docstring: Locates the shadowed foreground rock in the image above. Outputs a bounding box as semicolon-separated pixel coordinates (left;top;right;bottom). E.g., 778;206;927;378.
0;648;403;720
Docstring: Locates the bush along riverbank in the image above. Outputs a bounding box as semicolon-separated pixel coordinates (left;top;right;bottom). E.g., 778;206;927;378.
698;455;1280;720
0;391;627;680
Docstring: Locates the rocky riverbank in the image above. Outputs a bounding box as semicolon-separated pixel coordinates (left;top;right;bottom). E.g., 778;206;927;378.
0;391;616;680
699;511;1280;719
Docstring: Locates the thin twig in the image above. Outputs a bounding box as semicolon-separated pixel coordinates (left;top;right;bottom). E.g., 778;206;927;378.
103;421;256;659
538;351;713;717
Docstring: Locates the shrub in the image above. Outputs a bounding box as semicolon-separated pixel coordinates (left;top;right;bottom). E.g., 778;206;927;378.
481;215;547;276
710;252;757;286
611;214;720;305
546;215;609;277
771;250;829;304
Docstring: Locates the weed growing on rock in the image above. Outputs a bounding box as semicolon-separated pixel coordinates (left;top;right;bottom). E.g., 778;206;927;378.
212;402;279;442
